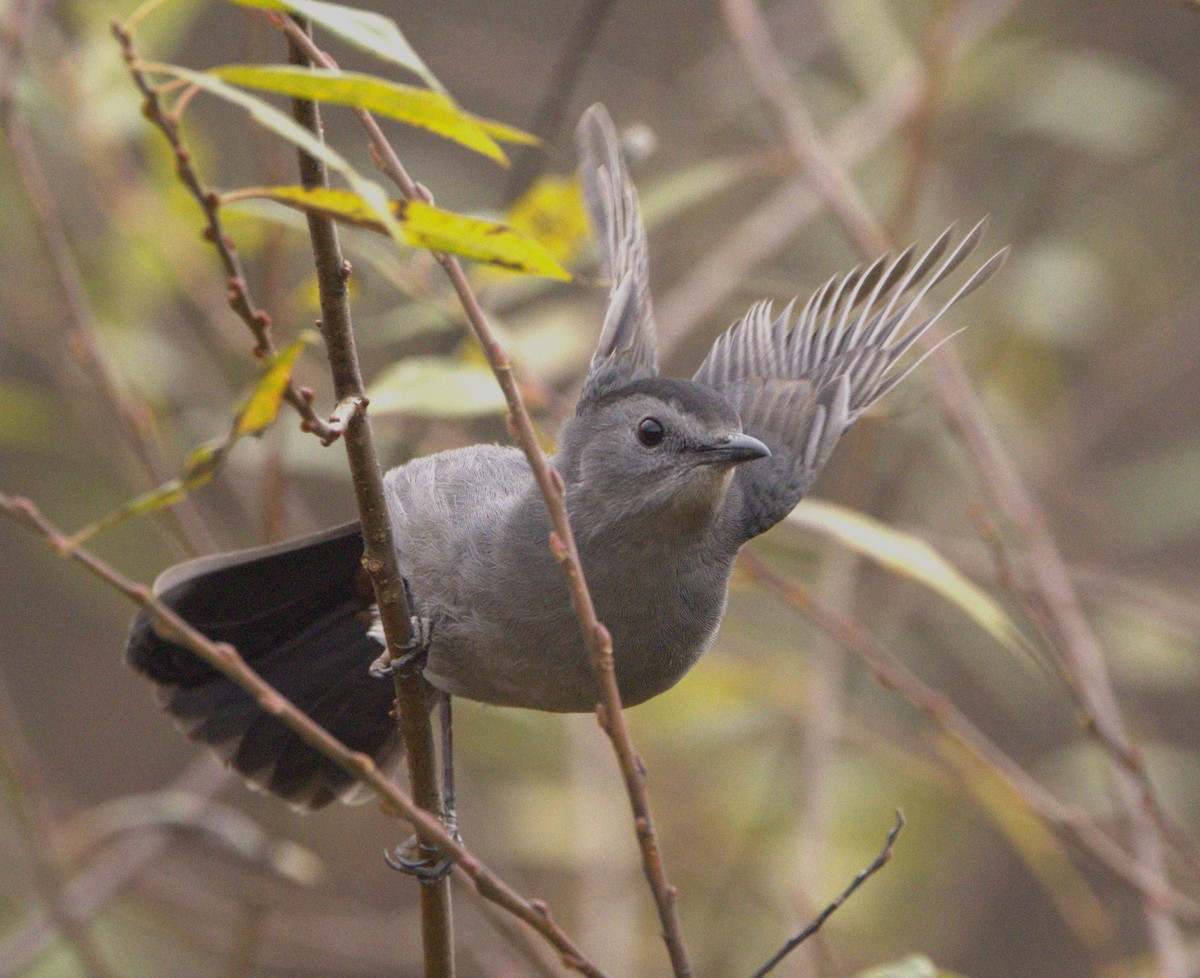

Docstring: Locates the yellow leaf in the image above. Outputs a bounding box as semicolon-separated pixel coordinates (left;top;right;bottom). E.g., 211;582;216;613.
211;65;507;164
233;335;311;436
473;116;540;147
223;186;572;280
504;176;590;268
182;439;230;487
786;499;1044;673
142;63;403;242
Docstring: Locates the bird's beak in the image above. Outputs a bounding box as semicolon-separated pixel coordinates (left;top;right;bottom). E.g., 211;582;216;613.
693;432;771;466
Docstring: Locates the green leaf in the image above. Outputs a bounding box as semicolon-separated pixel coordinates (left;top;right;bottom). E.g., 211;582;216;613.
211;65;508;164
224;0;448;95
181;439;230;487
367;356;508;418
786;500;1043;673
141;62;402;241
69;480;187;546
224;185;571;279
233;334;310;436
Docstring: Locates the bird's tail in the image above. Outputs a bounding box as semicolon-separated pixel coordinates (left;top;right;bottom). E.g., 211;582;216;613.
126;523;402;810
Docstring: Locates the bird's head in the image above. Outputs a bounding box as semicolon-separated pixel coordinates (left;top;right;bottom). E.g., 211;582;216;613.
559;377;770;537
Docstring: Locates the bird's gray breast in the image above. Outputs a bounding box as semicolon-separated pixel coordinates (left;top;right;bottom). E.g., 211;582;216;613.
382;448;734;713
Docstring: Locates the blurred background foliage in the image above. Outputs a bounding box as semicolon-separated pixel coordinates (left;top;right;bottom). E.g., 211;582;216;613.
1;1;1199;976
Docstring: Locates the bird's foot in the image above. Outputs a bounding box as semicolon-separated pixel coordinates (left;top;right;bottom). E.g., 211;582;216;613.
385;828;461;883
368;615;432;678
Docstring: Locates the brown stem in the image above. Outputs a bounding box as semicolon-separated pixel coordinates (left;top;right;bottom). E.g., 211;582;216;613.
275;17;694;978
111;22;340;445
283;22;453;978
0;491;613;978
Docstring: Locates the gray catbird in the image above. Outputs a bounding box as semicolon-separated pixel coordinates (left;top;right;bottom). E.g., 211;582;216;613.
127;105;1006;809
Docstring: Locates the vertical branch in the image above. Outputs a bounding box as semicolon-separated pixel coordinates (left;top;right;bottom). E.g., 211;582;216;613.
276;19;693;978
282;23;455;978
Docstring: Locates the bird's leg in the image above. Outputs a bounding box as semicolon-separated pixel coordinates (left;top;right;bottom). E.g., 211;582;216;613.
368;577;433;678
385;692;461;883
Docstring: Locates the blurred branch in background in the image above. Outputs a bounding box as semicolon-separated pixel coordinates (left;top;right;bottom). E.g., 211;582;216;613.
720;1;1198;974
1;1;1198;976
0;673;117;978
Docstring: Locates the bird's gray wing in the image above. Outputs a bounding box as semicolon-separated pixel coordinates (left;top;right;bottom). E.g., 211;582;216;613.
576;103;659;405
694;221;1007;545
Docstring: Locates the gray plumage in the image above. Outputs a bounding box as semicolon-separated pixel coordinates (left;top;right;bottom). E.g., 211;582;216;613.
126;104;1006;806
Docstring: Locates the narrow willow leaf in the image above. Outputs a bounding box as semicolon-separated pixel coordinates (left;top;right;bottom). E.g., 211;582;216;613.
69;481;187;545
786;499;1043;673
224;0;448;95
401;198;570;280
211;65;507;163
223;185;571;279
182;439;230;487
141;63;402;241
473;116;540;147
368;356;508;418
233;335;310;436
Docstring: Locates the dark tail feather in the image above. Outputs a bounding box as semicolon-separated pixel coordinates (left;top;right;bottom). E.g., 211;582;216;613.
126;523;402;810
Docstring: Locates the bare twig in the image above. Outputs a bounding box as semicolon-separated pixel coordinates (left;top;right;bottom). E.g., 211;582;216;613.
739;552;1200;922
274;17;694;978
111;23;340;445
0;672;117;978
721;4;1193;970
0;491;613;978
748;812;905;978
282;22;453;978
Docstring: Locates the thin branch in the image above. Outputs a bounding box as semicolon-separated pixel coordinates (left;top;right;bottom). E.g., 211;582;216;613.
274;17;694;978
111;23;341;445
721;3;1193;969
739;552;1200;922
0;491;613;978
748;812;905;978
282;22;453;978
0;672;118;978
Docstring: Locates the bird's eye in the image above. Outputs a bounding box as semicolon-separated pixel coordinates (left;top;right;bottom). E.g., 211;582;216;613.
637;417;665;447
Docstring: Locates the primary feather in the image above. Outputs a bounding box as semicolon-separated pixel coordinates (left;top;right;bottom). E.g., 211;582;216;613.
695;220;1007;542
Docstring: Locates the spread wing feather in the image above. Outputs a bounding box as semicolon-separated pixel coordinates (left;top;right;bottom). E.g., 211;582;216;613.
695;221;1008;544
576;104;659;404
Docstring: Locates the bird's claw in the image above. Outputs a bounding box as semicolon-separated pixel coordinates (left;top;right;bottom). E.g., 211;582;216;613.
385;829;461;883
369;615;432;678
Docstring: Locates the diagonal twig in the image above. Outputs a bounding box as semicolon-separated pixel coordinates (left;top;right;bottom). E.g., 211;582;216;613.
112;23;341;446
720;2;1195;971
272;17;694;977
749;812;905;978
0;491;614;978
